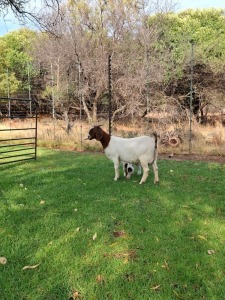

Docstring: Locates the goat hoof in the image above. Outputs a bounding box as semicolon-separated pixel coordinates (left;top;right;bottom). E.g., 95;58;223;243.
154;180;159;184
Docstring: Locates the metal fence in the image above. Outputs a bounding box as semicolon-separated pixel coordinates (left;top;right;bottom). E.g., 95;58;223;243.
0;98;37;165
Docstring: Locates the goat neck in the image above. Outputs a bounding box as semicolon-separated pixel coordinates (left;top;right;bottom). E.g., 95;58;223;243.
99;129;111;149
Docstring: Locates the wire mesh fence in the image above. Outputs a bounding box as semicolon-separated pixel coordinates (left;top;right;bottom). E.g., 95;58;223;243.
0;56;224;158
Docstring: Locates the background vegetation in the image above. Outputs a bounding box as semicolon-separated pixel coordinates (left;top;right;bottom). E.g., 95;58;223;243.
0;2;225;126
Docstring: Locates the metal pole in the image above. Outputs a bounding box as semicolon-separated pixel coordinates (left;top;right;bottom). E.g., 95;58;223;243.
6;68;11;117
34;101;38;160
28;63;32;114
189;41;194;154
51;62;55;118
146;49;150;114
78;62;83;148
108;54;112;135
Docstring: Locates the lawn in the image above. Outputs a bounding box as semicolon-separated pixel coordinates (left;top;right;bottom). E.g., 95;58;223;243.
0;148;225;300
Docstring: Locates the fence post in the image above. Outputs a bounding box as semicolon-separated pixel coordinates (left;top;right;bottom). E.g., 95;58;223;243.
146;49;150;114
28;63;32;114
50;62;55;119
189;40;194;154
6;68;11;117
108;54;112;135
78;61;83;149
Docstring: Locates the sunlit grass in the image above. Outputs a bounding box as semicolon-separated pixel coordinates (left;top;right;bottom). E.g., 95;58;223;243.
0;148;225;299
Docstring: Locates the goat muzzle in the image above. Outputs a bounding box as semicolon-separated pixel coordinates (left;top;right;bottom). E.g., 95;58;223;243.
85;135;93;140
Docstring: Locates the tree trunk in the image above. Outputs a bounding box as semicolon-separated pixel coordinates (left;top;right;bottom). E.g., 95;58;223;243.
82;98;92;123
92;99;98;123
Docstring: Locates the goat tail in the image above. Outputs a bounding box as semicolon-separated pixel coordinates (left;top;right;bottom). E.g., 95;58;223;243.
152;131;159;164
152;131;158;150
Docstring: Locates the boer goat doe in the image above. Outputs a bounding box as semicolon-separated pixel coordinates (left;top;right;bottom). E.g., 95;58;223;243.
87;126;159;184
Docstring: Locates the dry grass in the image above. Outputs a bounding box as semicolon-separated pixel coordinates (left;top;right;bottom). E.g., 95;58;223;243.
0;118;224;156
161;122;225;156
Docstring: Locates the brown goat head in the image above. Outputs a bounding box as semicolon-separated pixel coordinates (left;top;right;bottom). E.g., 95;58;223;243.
87;126;104;141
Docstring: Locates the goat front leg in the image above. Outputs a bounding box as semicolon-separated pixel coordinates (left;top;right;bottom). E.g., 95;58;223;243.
139;163;149;184
113;159;120;181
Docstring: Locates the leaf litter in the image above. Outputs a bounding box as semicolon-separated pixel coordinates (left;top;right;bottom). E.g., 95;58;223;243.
22;263;40;270
0;257;7;265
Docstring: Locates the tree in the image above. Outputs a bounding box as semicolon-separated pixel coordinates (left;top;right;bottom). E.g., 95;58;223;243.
156;9;225;121
0;28;37;96
0;0;62;33
29;4;225;124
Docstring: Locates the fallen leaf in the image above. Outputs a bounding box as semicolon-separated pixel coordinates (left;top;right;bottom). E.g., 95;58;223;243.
74;208;78;212
96;274;105;284
72;290;81;299
113;230;125;238
113;250;137;260
197;235;207;241
151;284;160;290
40;200;45;205
161;260;169;270
22;263;40;270
207;250;215;255
109;242;118;247
76;227;80;232
173;289;185;299
123;257;129;264
125;272;135;281
0;257;7;265
92;233;97;240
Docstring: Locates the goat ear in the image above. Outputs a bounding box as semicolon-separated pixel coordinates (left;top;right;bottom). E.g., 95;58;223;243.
96;127;103;141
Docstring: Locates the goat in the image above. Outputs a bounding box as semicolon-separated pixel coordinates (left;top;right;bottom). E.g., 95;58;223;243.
87;126;159;184
122;162;142;179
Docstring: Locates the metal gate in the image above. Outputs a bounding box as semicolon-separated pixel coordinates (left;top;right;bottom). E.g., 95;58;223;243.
0;98;37;165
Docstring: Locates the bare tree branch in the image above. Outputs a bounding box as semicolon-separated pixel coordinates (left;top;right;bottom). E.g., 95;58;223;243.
0;0;63;34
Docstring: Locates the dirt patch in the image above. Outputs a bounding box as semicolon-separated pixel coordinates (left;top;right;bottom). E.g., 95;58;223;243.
160;153;225;164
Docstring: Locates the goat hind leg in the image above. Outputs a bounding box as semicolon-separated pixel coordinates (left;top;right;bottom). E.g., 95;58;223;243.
139;163;149;184
152;161;159;184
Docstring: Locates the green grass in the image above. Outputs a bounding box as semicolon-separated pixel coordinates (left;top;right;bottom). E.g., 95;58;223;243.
0;148;225;300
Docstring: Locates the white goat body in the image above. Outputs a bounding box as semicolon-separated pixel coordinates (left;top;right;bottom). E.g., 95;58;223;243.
105;135;154;162
87;126;159;184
